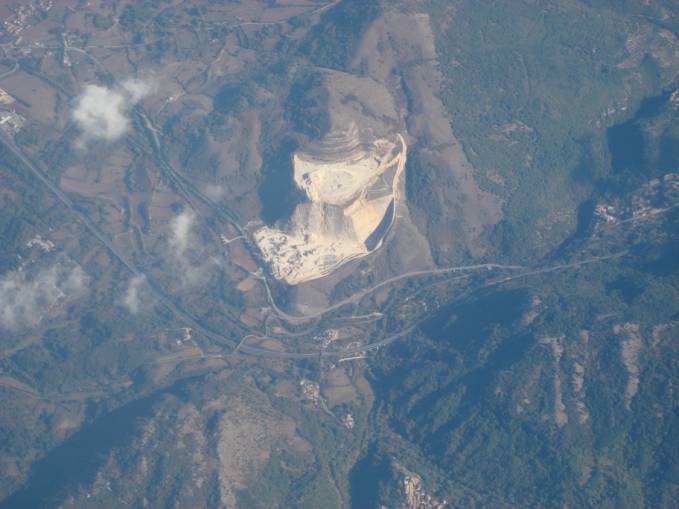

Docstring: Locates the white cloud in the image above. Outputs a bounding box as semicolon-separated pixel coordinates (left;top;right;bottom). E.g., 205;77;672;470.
168;211;221;288
204;184;225;201
63;266;87;293
72;84;129;141
0;263;88;331
122;274;145;315
121;78;153;103
72;78;154;144
169;210;194;254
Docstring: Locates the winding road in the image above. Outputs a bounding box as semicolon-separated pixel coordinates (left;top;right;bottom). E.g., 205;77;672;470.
2;131;637;360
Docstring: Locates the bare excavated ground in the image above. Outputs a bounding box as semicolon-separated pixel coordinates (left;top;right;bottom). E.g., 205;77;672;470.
253;122;407;286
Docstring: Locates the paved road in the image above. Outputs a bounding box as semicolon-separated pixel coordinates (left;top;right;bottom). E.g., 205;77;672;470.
234;252;630;359
252;261;524;325
0;135;244;350
1;133;402;360
482;251;628;287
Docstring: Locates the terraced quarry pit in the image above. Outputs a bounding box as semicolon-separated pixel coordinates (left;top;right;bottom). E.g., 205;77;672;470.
254;124;407;285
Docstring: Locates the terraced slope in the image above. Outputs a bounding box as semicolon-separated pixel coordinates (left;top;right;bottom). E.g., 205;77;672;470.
254;125;407;284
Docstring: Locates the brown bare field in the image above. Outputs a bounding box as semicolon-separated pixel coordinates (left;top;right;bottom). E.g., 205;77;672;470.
1;73;59;125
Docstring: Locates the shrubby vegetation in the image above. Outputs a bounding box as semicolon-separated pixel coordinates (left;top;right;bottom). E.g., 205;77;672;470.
365;240;679;507
298;0;380;70
424;0;678;261
285;71;330;140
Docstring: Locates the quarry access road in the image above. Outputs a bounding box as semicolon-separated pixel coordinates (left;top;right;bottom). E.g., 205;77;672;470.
246;132;523;326
234;324;419;360
238;251;631;359
254;262;526;326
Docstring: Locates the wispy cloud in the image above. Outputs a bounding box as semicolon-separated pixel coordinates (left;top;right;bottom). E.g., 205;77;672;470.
0;263;88;331
204;184;225;200
120;79;153;103
168;210;221;288
72;79;154;144
169;210;193;254
122;274;145;315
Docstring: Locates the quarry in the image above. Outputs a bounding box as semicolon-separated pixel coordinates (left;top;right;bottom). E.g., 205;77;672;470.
254;124;407;285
